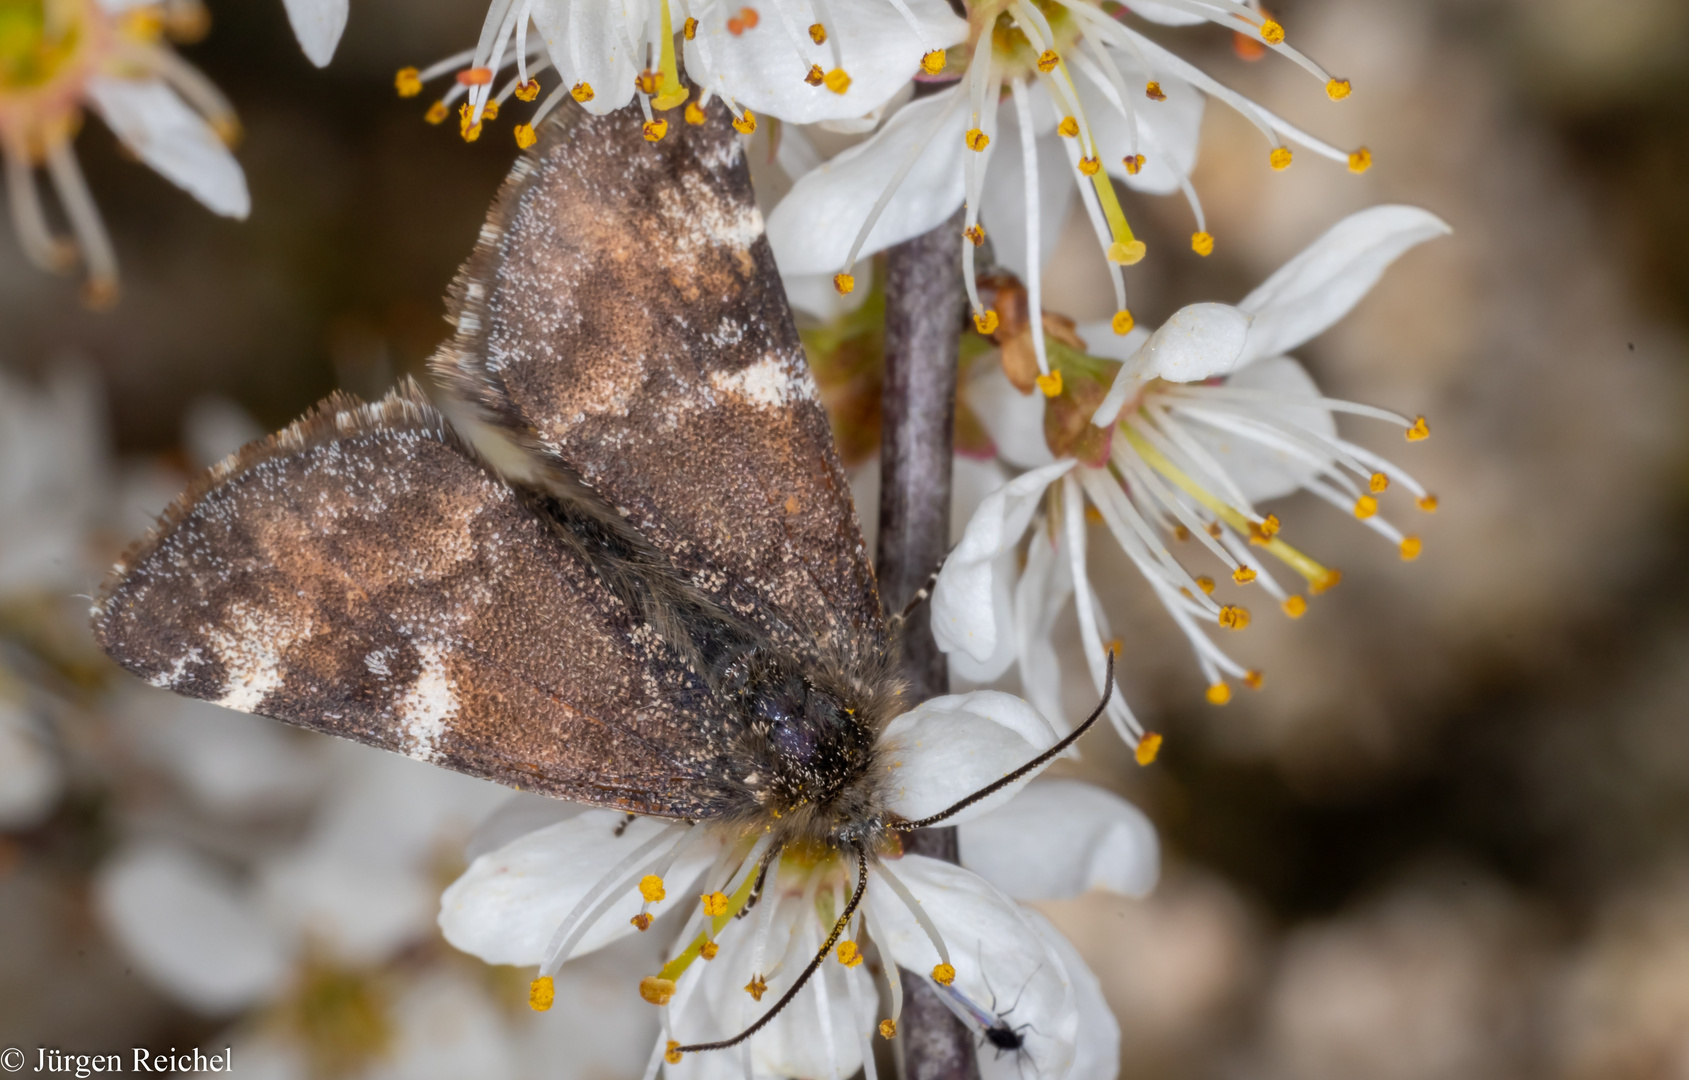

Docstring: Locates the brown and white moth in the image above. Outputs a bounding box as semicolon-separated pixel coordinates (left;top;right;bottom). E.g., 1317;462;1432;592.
93;99;1108;1052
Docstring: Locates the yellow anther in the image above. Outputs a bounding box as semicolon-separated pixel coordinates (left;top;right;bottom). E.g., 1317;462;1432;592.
1112;310;1135;335
515;79;540;102
733;111;758;134
641;976;677;1005
1173;524;1191;542
809;21;826;43
514;123;537;149
644;119;669;141
1400;536;1423;560
973;309;1000;334
1233;566;1257;584
639;875;666;902
1244;670;1264;690
922;50;947;74
1417;494;1439;513
1282;595;1308;618
459;103;483;142
701;940;720;960
395;67;422;97
1057;116;1079;138
1123;153;1145;175
1108;240;1148;265
457;66;493;86
965;128;990;151
834;273;856;295
1270;147;1293;170
1207;522;1224;538
1195;576;1216;595
684;16;698;38
701;891;729;917
571;82;595;102
741;7;760;27
1037;371;1063;397
1135;732;1162;766
1327;78;1352;101
1192;231;1215;257
1084;506;1103;526
1218;604;1250;630
1312;568;1343;594
964;224;985;246
745;975;768;1000
1036;50;1059;72
481;99;500;121
1078;156;1101;176
665;1041;683;1065
1145;81;1166;101
425;101;449;124
824;68;851;95
932;963;956;985
1353;495;1378;519
1349;147;1373;173
1108;637;1124;656
1369;472;1389;493
529;976;555;1011
631;913;653;931
1251;514;1281;542
806;64;825;85
636;69;660;94
1406;416;1430;441
686;102;707;125
880;1018;898;1039
838;940;864;967
1206;683;1232;705
1260;18;1285;44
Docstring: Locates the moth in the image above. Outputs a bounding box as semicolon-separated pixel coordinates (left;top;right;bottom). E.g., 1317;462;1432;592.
93;100;1106;1052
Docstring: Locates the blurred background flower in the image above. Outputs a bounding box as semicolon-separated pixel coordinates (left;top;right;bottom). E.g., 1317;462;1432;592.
4;0;1689;1076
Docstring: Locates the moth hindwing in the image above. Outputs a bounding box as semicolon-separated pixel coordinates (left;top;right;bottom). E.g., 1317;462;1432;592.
96;102;900;846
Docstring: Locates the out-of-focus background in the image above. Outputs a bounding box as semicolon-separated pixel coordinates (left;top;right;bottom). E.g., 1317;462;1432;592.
4;0;1689;1076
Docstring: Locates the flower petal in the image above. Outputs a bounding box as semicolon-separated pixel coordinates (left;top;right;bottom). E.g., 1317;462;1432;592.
280;0;348;67
977;90;1076;279
0;695;62;829
958;779;1159;901
85;78;249;219
766;87;968;275
1118;0;1207;26
1013;528;1072;728
1080;53;1203;197
439;812;715;966
932;461;1074;665
258;847;437;967
967;364;1055;470
781;269;872;321
866;856;1078;1077
1136;303;1253;383
1022;909;1120;1080
120;690;319;819
1239;205;1452;363
95;842;291;1012
686;0;965;124
881;691;1061;825
531;0;641;115
1183;356;1337;502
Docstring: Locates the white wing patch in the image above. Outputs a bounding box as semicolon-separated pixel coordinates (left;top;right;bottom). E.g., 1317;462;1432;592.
708;354;817;410
398;642;460;762
208;602;311;712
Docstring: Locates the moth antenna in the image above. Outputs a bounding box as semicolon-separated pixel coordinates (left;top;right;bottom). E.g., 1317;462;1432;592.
674;845;869;1055
892;650;1117;832
886;554;947;632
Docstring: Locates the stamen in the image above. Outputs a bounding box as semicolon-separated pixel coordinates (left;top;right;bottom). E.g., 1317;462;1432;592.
539;822;690;976
807;63;825;85
966;128;991;151
1217;605;1249;629
45;144;118;308
733;111;758;133
965;224;985;245
1245;670;1264;689
974;310;999;333
922;50;947;73
1349;147;1373;173
745;975;768;999
425;101;449;123
514;78;540;101
665;1040;684;1064
572;81;595;102
1206;682;1232;705
685;16;698;37
457;66;494;85
641;975;678;1004
1135;732;1163;765
686;102;707;124
1259;18;1285;44
1146;80;1166;101
834;273;855;295
1113;310;1135;334
809;22;825;42
872;861;952;968
824;68;851;94
1058;116;1079;137
1078;156;1101;175
395;67;423;96
1270;147;1293;170
1400;536;1423;560
1283;595;1307;618
1353;495;1377;519
1192;231;1215;256
1037;371;1063;397
1406;416;1430;441
644;119;669;141
1124;154;1145;174
881;1019;897;1038
1326;78;1351;100
932;963;956;985
1418;495;1439;512
1233;566;1257;584
529;976;555;1011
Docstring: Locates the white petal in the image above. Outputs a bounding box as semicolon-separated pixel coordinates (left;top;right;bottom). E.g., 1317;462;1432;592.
766;87;967;275
1117;0;1207;25
1081;55;1203;196
280;0;348;66
533;0;642;115
686;0;965;124
1022;909;1120;1080
1013;529;1072;727
977;96;1075;279
86;78;249;218
439;812;715;966
0;696;62;829
1238;205;1452;363
966;363;1055;469
1137;303;1253;383
373;973;521;1080
1183;356;1337;502
952;455;1011;545
465;791;586;862
95;843;291;1012
121;689;319;818
932;461;1073;665
782;269;872;320
958;779;1159;901
258;849;436;967
866;856;1078;1078
881;691;1061;825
